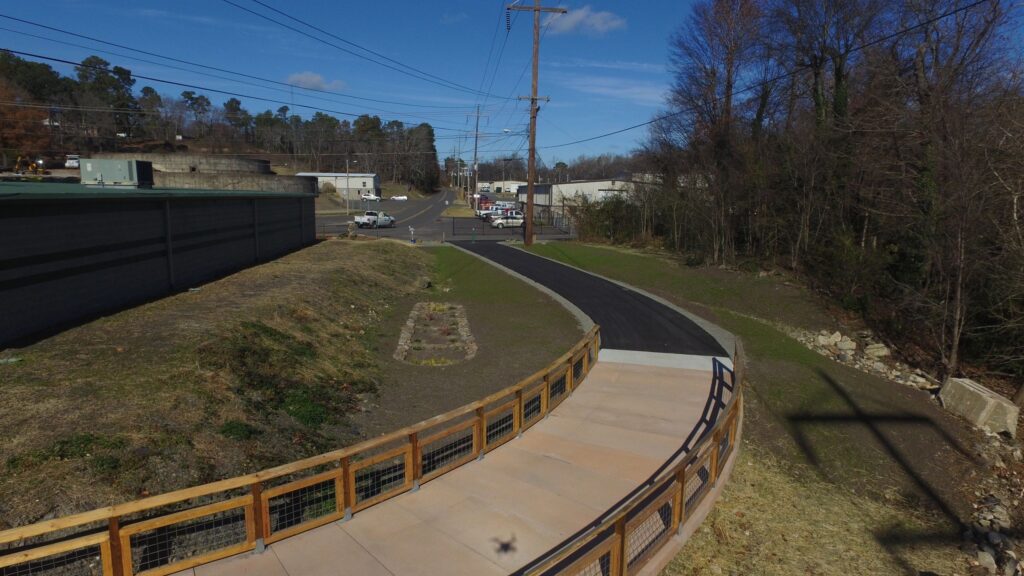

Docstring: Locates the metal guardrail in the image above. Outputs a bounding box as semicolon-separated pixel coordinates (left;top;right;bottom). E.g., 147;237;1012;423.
518;342;744;576
0;327;602;576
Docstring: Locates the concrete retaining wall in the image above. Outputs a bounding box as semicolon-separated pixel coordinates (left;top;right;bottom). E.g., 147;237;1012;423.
153;172;317;195
0;194;315;347
92;153;272;174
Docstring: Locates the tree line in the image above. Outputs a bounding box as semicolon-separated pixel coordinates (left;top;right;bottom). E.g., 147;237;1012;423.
0;52;440;191
572;0;1024;401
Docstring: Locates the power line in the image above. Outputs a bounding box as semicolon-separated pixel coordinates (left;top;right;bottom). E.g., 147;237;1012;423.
0;48;489;134
0;13;491;112
222;0;513;101
0;27;493;128
542;0;993;150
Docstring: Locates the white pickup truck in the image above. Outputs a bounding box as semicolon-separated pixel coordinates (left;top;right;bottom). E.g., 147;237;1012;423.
354;211;396;228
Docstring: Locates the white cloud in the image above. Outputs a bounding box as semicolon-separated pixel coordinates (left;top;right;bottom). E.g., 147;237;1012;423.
544;5;626;36
549;58;665;74
555;73;666;106
441;12;469;25
132;8;270;33
286;72;346;92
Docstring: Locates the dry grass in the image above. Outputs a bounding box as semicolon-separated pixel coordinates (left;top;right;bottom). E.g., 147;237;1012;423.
441;201;477;218
0;240;431;527
667;443;968;575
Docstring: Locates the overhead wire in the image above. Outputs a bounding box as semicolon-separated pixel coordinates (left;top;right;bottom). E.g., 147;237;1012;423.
0;28;495;128
0;13;489;112
0;48;493;134
222;0;513;101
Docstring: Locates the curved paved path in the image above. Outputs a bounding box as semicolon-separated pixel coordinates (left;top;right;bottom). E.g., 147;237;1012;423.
176;242;733;576
453;242;727;356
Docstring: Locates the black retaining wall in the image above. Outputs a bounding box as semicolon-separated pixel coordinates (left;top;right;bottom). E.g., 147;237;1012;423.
0;194;315;347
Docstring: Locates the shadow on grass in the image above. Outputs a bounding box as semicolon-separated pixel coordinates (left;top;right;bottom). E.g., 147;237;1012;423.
784;368;993;575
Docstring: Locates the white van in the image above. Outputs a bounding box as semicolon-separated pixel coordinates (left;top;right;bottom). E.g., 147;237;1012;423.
64;155;80;169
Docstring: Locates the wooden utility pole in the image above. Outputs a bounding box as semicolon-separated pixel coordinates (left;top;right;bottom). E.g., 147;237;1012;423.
509;1;566;246
470;105;487;209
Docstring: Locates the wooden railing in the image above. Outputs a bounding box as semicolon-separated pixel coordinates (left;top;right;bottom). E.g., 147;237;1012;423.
0;326;602;576
521;341;744;576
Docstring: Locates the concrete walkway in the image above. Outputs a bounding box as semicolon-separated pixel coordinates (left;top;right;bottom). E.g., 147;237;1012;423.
173;354;725;576
175;243;733;576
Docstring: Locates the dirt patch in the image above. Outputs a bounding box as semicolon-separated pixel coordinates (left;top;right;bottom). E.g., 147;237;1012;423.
393;302;477;366
347;246;583;440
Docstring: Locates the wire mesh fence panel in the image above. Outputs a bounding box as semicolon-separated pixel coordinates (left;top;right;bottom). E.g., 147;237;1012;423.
717;426;732;475
485;405;516;450
548;371;568;407
562;551;612;576
267;476;338;539
573;354;585;385
0;543;104;576
587;343;596;372
540;529;617;576
421;424;476;478
352;453;408;508
523;391;543;424
625;498;675;571
127;504;249;575
684;456;713;513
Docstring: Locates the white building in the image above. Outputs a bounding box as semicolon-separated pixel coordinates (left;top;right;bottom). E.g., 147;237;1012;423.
296;172;380;198
477;180;527;195
551;179;634;205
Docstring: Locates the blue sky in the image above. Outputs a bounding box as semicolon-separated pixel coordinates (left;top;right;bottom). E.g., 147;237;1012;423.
1;0;694;164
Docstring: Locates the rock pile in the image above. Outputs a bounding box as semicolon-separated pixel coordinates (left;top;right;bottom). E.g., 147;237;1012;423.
792;328;938;391
966;493;1020;576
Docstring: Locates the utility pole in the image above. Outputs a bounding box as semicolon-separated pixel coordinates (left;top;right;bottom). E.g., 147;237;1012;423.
471;105;484;210
509;1;566;246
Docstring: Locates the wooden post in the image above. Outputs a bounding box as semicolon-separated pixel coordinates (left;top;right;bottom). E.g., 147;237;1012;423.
514;389;524;436
710;429;722;487
409;432;422;490
341;456;354;520
107;517;125;576
541;374;550;417
475;407;486;459
675;467;687;534
250;483;266;552
612;517;627;576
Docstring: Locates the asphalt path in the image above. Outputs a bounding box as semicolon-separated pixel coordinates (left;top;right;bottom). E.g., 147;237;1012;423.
315;189;453;240
454;241;727;356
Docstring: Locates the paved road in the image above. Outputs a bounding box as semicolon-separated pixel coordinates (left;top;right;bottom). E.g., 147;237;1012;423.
316;191;574;242
315;189;454;240
454;241;727;356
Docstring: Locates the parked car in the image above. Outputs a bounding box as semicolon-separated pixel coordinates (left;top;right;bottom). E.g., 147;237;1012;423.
353;211;396;228
483;208;509;222
360;192;382;202
64;155;80;169
475;205;498;218
389;195;408;201
491;211;525;228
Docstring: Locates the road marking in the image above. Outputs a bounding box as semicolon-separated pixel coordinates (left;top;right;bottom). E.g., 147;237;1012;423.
400;189;448;225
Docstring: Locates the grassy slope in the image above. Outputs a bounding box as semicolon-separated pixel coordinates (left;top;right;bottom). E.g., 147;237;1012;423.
528;243;980;575
0;240;580;529
349;246;582;438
